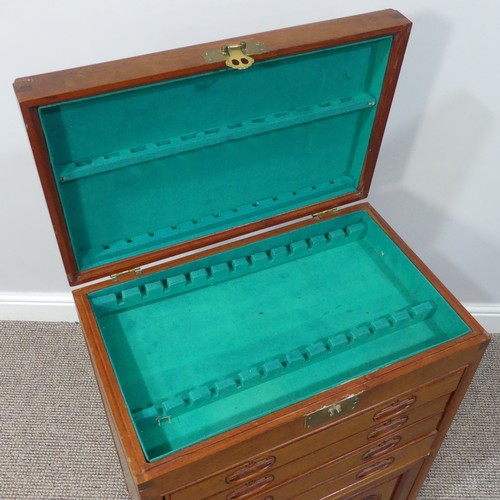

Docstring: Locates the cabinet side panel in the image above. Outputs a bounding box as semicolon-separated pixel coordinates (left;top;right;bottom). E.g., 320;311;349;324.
407;341;489;498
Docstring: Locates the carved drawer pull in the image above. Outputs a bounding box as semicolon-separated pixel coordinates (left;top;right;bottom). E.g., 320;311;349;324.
373;396;417;421
362;435;402;460
356;457;395;480
226;475;275;499
225;456;276;483
367;415;408;440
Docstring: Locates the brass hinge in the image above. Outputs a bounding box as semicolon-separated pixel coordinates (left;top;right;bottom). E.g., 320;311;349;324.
204;41;267;70
110;268;142;282
312;208;338;220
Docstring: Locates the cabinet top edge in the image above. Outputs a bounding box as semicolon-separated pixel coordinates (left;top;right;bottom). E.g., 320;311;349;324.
13;9;411;106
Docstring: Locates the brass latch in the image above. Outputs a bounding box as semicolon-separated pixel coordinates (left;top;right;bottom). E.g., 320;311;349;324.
304;393;362;429
110;268;142;282
221;42;254;70
204;41;267;70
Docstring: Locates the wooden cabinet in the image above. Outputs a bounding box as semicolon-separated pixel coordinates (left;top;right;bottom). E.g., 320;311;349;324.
342;475;402;500
334;461;424;500
166;368;461;499
14;9;489;500
154;337;486;500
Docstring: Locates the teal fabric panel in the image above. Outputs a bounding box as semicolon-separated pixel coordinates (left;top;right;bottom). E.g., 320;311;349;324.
89;210;470;462
38;37;392;273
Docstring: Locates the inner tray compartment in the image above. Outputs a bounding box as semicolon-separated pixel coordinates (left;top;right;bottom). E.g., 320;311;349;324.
88;210;470;462
38;36;392;273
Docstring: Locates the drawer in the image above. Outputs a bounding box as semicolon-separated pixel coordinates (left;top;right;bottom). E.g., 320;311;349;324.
325;459;426;500
280;433;435;500
364;393;447;442
268;387;451;466
169;370;459;500
342;475;400;500
211;415;439;500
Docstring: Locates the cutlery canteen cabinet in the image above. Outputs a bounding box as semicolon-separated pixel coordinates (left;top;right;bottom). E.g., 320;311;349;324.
14;9;490;500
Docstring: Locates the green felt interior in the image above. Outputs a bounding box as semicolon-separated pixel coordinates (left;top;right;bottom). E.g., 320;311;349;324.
89;210;470;462
38;36;392;273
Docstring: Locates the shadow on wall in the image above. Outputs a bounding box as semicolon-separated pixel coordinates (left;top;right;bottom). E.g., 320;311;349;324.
371;189;500;304
374;90;497;303
375;11;452;187
377;87;495;204
374;89;497;303
371;11;499;304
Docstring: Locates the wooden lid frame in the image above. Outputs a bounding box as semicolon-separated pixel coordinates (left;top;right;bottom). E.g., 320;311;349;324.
14;9;411;285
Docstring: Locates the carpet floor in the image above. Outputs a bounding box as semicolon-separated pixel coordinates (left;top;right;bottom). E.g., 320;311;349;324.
0;321;498;499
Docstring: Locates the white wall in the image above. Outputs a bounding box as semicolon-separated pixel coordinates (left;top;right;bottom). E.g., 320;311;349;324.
1;1;499;329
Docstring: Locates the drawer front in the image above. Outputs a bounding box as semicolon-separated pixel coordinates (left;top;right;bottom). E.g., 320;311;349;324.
284;433;435;500
212;420;438;500
209;408;441;500
325;459;425;500
169;370;460;500
342;475;400;500
365;393;447;441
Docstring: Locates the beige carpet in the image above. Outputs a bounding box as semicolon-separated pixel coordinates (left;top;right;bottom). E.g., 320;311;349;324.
0;321;498;499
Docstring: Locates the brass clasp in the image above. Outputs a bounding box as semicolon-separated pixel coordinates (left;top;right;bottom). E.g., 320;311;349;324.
203;40;267;69
221;42;254;70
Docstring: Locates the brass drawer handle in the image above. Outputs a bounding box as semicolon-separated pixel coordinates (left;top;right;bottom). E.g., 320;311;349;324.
373;396;417;421
367;415;408;440
362;435;402;460
226;475;275;499
356;457;395;480
225;456;276;483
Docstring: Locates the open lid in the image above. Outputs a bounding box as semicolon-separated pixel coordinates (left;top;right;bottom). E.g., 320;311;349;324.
14;9;411;285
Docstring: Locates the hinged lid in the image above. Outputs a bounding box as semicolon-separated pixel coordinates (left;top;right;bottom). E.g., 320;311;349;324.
14;9;411;285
